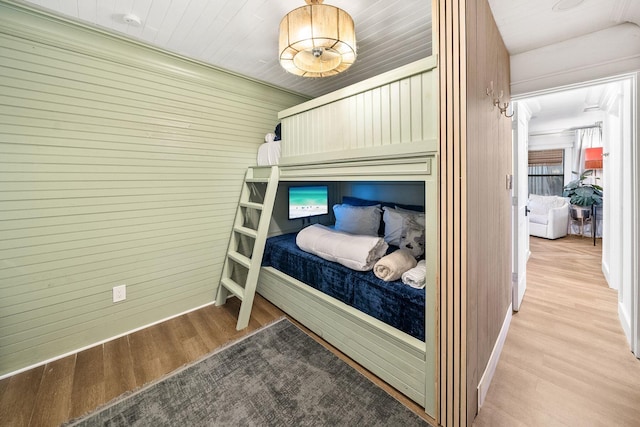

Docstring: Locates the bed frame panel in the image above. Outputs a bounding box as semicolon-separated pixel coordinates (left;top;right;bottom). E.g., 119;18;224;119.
277;57;438;165
258;267;427;404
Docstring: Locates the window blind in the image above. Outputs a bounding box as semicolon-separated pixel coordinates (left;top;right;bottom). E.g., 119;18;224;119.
528;149;563;166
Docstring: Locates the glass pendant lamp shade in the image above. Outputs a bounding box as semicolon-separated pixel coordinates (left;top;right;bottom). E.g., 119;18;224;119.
279;0;356;77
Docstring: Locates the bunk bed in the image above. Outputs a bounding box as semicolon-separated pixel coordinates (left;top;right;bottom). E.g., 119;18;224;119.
253;56;438;417
262;230;426;340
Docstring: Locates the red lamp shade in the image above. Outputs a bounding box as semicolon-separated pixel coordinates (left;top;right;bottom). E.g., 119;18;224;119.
585;147;603;169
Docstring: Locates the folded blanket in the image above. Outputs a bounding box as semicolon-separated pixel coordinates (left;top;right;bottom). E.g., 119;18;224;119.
402;259;427;289
373;249;417;282
296;224;388;271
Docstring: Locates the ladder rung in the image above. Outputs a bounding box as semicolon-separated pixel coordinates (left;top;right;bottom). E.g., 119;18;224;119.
234;226;257;238
246;178;269;183
227;251;251;269
220;277;245;300
240;201;263;210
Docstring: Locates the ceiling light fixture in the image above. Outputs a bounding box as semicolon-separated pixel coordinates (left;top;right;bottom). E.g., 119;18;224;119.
123;13;142;26
279;0;356;78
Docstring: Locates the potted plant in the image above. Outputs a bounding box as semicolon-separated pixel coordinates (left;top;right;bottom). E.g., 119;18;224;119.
562;169;603;207
563;169;603;241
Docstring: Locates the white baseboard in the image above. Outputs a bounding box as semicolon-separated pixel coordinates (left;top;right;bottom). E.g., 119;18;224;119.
619;301;632;346
0;301;216;381
477;303;513;411
602;260;612;288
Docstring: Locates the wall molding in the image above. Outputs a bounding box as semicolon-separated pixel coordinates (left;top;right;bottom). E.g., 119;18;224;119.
477;304;512;411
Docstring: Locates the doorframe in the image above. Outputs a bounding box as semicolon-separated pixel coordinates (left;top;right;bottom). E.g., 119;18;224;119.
511;102;531;312
632;72;639;357
511;73;639;356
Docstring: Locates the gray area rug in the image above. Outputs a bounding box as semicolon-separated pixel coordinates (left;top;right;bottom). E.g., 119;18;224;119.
68;319;429;426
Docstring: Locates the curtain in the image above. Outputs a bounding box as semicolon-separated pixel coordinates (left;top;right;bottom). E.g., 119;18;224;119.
572;127;602;178
569;127;603;237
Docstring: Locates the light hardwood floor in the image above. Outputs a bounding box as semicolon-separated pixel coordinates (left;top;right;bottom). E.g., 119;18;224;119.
474;235;640;427
0;296;288;427
2;235;638;426
0;295;432;426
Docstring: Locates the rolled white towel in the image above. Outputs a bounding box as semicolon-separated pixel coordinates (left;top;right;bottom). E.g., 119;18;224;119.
373;249;417;282
402;260;427;289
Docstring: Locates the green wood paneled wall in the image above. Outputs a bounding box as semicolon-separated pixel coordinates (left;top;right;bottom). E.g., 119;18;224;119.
0;2;308;376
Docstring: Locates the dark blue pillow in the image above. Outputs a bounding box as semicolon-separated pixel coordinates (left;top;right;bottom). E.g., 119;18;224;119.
393;202;423;212
342;196;422;212
342;196;379;206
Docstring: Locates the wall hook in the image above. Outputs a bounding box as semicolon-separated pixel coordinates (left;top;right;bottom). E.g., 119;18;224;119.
486;81;493;97
486;80;502;100
496;101;514;118
487;81;513;117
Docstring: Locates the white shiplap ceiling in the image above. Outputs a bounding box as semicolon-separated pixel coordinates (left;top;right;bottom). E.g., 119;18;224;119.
16;0;432;98
13;0;640;99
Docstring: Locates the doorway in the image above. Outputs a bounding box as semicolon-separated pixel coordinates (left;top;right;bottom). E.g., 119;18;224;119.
511;73;639;357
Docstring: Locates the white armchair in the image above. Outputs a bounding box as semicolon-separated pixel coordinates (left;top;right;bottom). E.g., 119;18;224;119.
528;195;569;240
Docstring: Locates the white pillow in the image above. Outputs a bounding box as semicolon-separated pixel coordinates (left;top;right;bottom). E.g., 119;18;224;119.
333;204;382;236
394;206;426;226
383;206;425;246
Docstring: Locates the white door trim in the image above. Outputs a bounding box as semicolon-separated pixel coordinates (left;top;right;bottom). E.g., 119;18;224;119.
632;72;639;357
511;103;531;312
511;73;638;357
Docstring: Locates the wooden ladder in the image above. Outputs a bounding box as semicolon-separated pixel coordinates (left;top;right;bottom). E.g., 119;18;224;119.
215;166;279;330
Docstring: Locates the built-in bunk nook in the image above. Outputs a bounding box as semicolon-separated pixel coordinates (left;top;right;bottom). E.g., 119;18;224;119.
216;57;439;417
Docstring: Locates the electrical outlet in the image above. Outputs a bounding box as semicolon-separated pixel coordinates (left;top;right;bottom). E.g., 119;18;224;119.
113;284;126;303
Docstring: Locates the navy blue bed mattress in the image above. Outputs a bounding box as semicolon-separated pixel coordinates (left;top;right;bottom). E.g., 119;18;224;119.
261;233;425;341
